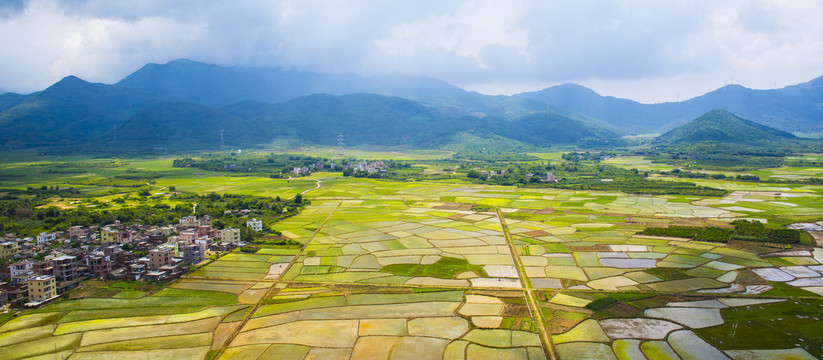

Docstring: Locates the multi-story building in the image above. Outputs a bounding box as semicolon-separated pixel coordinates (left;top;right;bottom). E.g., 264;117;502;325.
179;216;198;227
182;244;205;265
0;241;20;259
179;230;197;242
218;228;241;243
52;256;78;282
246;218;263;232
68;226;86;238
9;260;34;278
126;263;147;281
33;260;54;276
100;228;119;244
28;275;56;302
36;232;57;245
148;248;172;270
196;225;215;238
85;253;112;278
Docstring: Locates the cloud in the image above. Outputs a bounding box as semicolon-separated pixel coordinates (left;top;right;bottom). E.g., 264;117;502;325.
0;0;821;103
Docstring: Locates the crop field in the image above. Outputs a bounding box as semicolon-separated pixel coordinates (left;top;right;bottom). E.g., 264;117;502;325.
224;287;544;360
1;149;823;359
0;285;250;360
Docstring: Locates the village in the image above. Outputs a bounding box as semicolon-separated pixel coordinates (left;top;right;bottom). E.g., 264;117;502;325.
0;215;259;308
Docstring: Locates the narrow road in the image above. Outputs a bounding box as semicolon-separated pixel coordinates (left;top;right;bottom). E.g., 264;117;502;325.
301;180;322;195
212;201;342;358
287;179;323;201
496;208;558;360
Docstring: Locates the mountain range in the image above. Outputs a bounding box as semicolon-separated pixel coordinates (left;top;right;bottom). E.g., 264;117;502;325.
0;59;821;151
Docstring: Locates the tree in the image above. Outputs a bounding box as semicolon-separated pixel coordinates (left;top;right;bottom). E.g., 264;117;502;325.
240;225;256;242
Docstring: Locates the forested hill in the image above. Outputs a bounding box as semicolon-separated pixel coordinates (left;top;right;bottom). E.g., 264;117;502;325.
107;93;612;150
655;109;797;145
515;76;823;133
115;58;468;106
1;58;821;152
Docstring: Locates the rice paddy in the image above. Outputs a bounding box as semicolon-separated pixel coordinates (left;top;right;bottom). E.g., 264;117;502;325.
1;149;822;359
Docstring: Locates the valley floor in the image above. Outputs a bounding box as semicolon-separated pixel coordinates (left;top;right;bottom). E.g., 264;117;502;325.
1;151;822;359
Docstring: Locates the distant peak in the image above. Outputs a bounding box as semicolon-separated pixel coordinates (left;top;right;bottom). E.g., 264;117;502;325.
60;75;84;82
46;75;89;90
165;58;201;65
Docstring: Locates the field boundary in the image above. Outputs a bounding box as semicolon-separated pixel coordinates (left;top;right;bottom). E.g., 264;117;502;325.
497;207;558;360
211;201;342;359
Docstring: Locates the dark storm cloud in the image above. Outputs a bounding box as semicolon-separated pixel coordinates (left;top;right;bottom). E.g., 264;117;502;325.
0;0;821;102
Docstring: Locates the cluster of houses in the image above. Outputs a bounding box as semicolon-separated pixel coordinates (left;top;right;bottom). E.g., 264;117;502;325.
0;215;260;308
475;169;559;182
292;162;335;175
345;161;388;174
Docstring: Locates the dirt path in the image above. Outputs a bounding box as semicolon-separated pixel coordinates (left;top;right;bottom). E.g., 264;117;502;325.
286;179;323;201
496;207;558;360
301;180;322;195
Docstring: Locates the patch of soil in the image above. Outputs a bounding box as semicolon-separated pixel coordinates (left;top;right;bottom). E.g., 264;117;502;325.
524;230;552;237
434;203;474;211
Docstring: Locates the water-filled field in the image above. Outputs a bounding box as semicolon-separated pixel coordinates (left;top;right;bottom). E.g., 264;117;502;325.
1;149;822;359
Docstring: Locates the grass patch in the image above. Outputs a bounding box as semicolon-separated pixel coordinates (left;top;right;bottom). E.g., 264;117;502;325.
0;313;15;327
761;281;822;298
643;268;691;281
380;256;487;279
255;295;347;317
58;307;204;323
112;290;147;299
222;307;252;323
584;297;617;311
153;288;238;302
694;299;823;358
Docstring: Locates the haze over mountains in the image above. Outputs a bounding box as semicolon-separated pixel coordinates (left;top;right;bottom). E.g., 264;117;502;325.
0;59;821;150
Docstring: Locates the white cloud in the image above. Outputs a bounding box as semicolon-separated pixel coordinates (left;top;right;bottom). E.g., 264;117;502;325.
0;0;821;102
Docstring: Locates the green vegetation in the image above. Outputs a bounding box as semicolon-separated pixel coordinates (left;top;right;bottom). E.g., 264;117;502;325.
656;110;797;145
694;299;823;358
637;220;803;244
584;297;617;311
0;188;307;237
381;256;487;279
638;226;732;243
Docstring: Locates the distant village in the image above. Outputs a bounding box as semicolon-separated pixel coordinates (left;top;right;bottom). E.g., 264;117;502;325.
0;215;261;308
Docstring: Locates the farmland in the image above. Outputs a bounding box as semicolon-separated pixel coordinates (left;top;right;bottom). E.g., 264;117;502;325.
1;148;822;359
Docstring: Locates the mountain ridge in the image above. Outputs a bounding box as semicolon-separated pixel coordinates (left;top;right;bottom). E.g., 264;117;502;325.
1;58;821;151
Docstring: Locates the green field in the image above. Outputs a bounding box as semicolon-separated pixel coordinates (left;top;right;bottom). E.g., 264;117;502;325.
1;148;822;359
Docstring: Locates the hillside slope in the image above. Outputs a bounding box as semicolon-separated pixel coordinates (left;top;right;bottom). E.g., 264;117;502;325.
515;76;823;133
115;59;467;107
655;109;797;144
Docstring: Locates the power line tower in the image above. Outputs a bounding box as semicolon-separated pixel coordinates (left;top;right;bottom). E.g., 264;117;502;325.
337;133;344;157
219;130;225;150
112;125;118;143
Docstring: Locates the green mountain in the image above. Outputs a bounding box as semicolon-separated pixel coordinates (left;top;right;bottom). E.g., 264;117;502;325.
102;93;612;151
112;102;245;148
5;58;819;152
0;76;157;147
655;109;797;144
489;111;616;145
515;76;823;133
0;93;26;112
115;59;467;107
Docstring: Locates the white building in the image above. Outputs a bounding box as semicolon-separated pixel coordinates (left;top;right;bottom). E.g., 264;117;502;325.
36;232;57;245
246;218;263;232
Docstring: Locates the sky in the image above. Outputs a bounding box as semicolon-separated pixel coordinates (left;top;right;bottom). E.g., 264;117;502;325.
0;0;822;103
